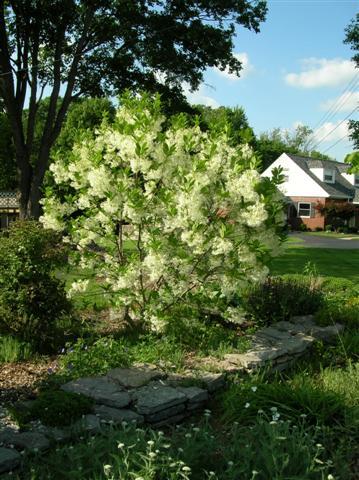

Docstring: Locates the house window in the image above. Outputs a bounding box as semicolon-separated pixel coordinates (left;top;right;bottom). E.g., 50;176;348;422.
324;169;334;183
355;174;359;186
298;202;311;218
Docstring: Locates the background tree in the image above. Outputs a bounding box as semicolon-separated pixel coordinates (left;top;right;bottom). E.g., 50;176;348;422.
53;97;115;157
344;13;359;151
344;151;359;172
255;125;333;172
196;105;256;147
0;0;267;218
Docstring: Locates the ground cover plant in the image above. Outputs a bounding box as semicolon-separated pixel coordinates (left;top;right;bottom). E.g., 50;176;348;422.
6;410;344;480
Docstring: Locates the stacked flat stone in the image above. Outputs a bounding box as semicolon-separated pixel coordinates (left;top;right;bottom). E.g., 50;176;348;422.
219;315;343;372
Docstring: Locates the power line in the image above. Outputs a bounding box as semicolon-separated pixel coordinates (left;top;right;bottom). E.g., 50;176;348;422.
311;72;359;132
310;106;358;151
321;134;353;154
306;72;359;150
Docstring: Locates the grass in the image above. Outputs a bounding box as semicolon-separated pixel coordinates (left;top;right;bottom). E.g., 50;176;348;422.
0;335;33;363
270;247;359;282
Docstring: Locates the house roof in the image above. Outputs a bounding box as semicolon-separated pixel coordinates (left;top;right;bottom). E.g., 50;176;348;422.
286;154;359;200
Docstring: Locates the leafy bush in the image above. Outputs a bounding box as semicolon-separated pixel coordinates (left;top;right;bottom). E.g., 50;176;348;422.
0;221;73;352
315;227;323;231
41;93;284;333
325;224;333;232
299;223;308;231
241;276;323;325
315;296;359;328
348;226;358;234
319;276;356;294
313;276;359;328
11;390;94;427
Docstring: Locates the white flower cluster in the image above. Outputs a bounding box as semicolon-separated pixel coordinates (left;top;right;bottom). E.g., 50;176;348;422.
41;93;285;330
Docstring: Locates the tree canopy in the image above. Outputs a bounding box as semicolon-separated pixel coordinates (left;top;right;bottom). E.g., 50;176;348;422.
0;0;267;218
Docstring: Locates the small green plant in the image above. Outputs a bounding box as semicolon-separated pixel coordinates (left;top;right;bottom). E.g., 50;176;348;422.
0;221;73;352
241;276;323;325
299;223;308;232
10;390;94;427
59;336;132;378
0;335;33;363
325;224;333;232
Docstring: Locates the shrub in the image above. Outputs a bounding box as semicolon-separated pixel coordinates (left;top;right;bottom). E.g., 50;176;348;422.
299;223;308;232
10;390;94;427
41;93;285;332
319;276;356;295
348;226;358;234
0;221;73;352
314;276;359;328
315;296;359;329
325;224;333;232
315;227;323;231
241;276;323;325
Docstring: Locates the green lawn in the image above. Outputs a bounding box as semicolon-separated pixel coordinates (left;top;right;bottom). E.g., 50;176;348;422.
270;247;359;282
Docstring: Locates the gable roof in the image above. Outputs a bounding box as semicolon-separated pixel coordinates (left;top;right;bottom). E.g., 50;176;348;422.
285;154;358;200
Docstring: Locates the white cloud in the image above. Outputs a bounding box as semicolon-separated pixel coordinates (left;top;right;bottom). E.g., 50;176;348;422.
320;91;359;112
183;83;219;108
285;58;356;88
313;120;349;143
213;52;254;81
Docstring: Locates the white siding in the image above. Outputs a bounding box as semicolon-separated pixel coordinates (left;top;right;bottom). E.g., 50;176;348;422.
310;168;324;181
342;172;358;186
261;153;329;197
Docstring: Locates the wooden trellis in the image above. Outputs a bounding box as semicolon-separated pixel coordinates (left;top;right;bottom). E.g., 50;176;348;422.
0;192;19;229
0;191;19;210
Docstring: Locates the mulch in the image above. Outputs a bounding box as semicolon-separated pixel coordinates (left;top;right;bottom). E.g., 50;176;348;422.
0;358;59;405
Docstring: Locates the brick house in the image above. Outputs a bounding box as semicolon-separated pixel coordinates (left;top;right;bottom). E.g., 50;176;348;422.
0;191;19;228
261;153;359;230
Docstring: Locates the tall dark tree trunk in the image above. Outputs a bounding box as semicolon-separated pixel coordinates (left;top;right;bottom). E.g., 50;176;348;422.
17;153;32;219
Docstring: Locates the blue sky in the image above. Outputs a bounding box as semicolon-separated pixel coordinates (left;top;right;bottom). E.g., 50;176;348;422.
185;0;358;162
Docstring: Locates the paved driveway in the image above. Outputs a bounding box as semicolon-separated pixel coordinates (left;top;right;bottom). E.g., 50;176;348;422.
289;233;359;249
